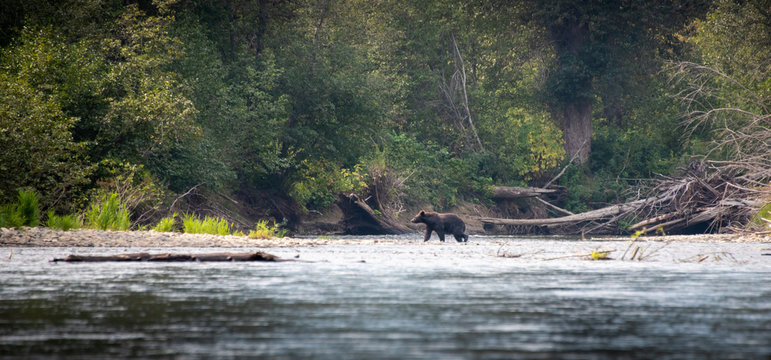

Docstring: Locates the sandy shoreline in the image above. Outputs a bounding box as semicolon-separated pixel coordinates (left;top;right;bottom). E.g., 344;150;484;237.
1;227;769;248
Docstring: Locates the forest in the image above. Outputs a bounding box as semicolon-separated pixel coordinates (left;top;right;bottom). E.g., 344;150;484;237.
1;0;769;234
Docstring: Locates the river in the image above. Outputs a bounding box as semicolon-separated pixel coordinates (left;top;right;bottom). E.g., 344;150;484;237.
1;235;770;359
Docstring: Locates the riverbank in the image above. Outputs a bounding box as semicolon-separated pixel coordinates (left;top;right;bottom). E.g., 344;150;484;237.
1;227;769;248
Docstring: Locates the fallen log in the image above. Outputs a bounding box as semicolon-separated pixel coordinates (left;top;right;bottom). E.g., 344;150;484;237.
52;251;281;263
336;193;412;235
491;186;560;199
479;198;651;227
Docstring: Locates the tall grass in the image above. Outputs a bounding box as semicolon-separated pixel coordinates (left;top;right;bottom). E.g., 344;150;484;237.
86;193;131;231
0;190;40;228
152;213;178;232
0;204;24;228
182;213;235;235
248;220;287;239
16;190;40;227
46;210;81;231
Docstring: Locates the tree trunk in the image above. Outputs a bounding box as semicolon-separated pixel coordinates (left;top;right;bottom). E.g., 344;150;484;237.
560;98;592;165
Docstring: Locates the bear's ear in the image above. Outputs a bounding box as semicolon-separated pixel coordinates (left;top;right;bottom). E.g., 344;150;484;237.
419;210;425;215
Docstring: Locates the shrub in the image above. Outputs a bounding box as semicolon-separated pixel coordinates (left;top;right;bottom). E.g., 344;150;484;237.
152;213;178;232
248;220;287;239
288;160;367;212
86;193;131;231
182;213;234;235
46;210;81;231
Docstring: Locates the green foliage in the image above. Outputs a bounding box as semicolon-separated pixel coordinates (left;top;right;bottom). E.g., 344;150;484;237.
0;27;92;207
182;213;234;236
16;190;40;227
751;203;771;230
46;211;81;231
152;213;178;233
0;204;24;229
86;192;131;231
0;190;41;228
0;0;756;227
361;133;492;210
590;250;610;261
478;108;565;182
289;160;367;211
248;220;287;239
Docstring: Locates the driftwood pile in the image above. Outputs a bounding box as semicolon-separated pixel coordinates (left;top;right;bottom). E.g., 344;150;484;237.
481;159;769;235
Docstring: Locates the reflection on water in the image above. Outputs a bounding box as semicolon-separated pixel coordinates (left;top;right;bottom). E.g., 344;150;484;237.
1;240;770;359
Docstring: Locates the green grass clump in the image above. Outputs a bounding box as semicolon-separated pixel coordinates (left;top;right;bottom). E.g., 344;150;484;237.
46;211;81;231
0;190;40;228
182;213;234;235
86;193;131;231
248;220;287;239
16;190;40;227
0;204;24;228
152;213;178;232
751;203;771;229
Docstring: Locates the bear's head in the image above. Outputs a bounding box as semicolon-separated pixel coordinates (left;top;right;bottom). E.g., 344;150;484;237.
411;210;436;224
411;210;427;223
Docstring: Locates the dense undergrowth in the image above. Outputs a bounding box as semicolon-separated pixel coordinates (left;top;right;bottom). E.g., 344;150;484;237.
1;1;768;232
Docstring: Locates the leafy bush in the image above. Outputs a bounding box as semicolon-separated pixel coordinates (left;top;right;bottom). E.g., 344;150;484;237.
288;160;367;211
478;108;565;182
182;213;234;235
361;133;492;210
248;220;287;239
86;193;131;231
152;213;178;232
46;211;81;231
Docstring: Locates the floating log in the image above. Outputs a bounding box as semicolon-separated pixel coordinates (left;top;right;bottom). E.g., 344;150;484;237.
336;193;412;235
52;251;281;263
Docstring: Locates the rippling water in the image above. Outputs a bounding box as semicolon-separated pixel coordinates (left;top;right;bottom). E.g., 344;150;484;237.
1;236;770;359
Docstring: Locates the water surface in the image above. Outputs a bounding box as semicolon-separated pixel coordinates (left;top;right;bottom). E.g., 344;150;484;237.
1;236;770;359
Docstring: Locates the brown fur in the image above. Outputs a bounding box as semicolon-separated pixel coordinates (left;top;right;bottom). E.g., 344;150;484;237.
411;210;468;242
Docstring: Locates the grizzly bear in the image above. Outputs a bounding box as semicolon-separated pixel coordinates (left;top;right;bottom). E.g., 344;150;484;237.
411;210;468;242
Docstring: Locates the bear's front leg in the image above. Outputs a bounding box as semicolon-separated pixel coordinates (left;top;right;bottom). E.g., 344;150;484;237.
437;231;445;242
423;228;433;242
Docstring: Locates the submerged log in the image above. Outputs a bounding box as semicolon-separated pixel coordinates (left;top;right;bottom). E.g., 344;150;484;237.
52;251;281;263
336;193;412;235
